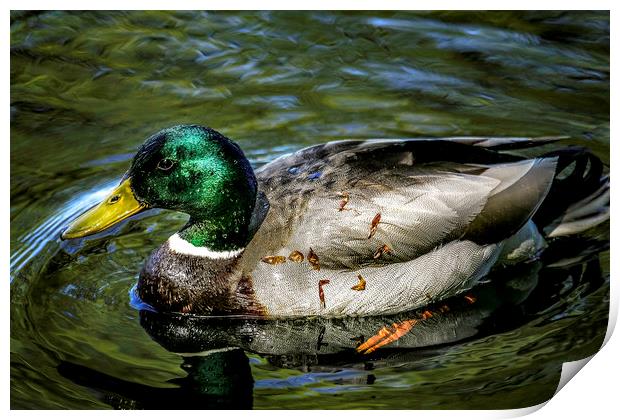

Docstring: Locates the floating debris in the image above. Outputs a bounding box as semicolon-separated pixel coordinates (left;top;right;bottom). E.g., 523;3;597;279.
464;294;477;304
260;255;286;265
338;191;350;211
356;299;457;354
318;279;330;308
288;250;304;262
308;247;320;270
373;244;391;259
351;274;366;291
421;310;433;320
368;212;381;238
356;319;417;354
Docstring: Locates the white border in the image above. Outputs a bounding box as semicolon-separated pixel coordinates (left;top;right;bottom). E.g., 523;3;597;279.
5;3;617;419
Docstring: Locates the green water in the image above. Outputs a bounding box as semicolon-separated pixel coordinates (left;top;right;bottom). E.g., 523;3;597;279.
11;11;609;409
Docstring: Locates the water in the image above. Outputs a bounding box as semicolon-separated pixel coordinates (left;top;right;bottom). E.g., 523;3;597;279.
10;11;609;409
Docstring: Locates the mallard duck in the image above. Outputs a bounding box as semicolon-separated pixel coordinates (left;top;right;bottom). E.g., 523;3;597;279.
61;124;609;318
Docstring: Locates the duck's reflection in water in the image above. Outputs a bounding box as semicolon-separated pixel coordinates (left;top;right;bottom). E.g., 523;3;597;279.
58;237;605;409
58;348;253;409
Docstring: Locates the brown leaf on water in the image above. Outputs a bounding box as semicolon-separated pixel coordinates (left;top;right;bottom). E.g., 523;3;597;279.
464;294;477;304
338;191;350;211
351;274;366;291
356;319;417;354
260;255;286;265
368;212;381;238
308;247;320;270
421;310;433;320
318;279;330;308
373;244;392;259
288;250;304;262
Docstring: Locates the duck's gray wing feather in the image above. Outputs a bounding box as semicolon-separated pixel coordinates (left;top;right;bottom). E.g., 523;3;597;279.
430;135;567;150
462;157;558;243
253;139;557;270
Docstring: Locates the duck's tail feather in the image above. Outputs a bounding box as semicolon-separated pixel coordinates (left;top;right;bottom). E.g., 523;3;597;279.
532;147;609;237
449;135;569;150
543;175;610;237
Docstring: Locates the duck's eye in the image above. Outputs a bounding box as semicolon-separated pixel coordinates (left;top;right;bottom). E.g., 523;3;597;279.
157;158;175;171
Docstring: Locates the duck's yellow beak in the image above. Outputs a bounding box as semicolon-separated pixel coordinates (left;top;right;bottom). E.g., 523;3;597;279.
61;178;148;240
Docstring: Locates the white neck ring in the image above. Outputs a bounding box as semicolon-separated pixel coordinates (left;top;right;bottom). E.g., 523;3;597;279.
167;233;244;259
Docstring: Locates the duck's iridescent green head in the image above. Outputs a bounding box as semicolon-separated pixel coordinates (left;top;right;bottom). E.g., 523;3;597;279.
130;125;256;218
62;125;258;251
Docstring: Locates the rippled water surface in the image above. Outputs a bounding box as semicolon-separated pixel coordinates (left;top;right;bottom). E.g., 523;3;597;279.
11;11;609;409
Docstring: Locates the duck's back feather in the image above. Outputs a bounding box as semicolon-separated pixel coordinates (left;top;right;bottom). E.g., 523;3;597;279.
236;138;560;316
251;139;557;270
